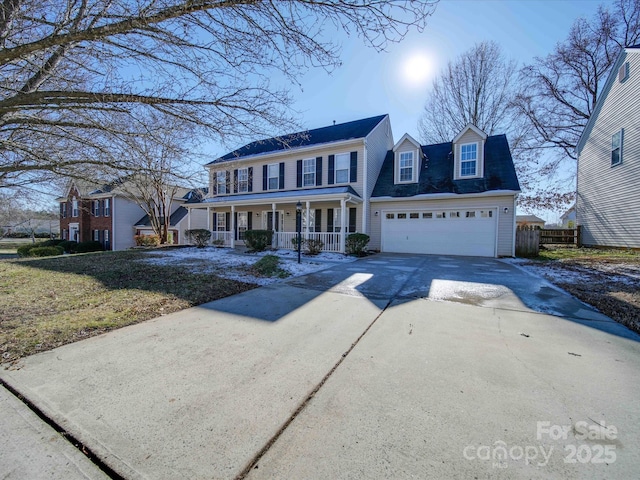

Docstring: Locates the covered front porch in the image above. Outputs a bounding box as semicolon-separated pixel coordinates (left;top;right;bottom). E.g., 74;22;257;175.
186;187;362;253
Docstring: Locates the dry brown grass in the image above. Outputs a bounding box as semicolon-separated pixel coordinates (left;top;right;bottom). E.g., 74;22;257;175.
0;249;256;364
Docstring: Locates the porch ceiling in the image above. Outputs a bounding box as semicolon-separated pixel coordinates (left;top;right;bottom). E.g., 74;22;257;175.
189;186;362;208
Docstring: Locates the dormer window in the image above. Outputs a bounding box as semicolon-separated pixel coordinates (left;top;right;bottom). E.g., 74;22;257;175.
399;152;414;182
460;143;478;177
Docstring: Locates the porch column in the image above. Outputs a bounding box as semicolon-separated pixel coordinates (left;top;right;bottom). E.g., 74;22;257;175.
206;207;210;230
305;201;311;240
272;203;276;248
230;205;235;248
340;198;346;253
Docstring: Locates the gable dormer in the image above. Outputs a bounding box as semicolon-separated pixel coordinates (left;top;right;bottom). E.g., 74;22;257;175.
393;133;421;184
452;124;487;180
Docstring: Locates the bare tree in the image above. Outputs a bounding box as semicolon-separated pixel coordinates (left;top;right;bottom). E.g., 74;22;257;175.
515;0;640;164
418;41;518;143
0;0;438;189
114;117;203;244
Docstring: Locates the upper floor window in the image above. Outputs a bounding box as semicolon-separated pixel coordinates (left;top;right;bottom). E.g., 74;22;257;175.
217;171;227;194
460;143;478;177
267;163;279;190
60;203;67;218
399;151;414;182
93;200;101;216
335;153;350;183
104;198;111;217
72;197;79;217
238;168;248;193
611;130;623;166
303;158;316;187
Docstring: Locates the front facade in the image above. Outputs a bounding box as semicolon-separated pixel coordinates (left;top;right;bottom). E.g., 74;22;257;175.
187;115;393;252
576;44;640;248
189;117;520;257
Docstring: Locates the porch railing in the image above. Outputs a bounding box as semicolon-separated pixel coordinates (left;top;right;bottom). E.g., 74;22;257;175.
274;232;342;253
210;231;232;246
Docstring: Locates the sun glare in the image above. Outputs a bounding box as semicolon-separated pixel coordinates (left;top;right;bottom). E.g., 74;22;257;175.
401;53;433;88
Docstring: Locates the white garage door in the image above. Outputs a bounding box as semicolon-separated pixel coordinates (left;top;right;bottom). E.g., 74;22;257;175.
381;208;497;257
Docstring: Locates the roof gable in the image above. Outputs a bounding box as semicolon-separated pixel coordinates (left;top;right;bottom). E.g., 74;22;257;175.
576;45;640;155
393;133;421;152
452;124;487;144
209;115;388;164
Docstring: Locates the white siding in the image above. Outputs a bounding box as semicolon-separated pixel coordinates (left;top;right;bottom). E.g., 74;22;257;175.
577;49;640;247
370;195;516;257
363;116;394;234
112;197;146;250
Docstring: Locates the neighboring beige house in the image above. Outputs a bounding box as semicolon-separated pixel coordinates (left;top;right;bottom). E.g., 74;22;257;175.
560;205;576;228
516;214;546;229
187;116;521;257
576;44;640;248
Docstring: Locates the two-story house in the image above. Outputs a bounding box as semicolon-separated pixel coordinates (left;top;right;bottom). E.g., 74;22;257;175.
187;116;520;257
59;181;208;250
576;44;640;248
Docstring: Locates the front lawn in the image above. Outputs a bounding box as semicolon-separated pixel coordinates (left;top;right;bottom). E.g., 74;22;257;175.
0;249;257;364
520;247;640;334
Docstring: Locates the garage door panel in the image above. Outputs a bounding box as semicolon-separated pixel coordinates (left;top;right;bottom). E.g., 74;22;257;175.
381;209;497;257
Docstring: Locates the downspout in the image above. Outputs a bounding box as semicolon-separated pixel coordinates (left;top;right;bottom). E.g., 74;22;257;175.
362;138;368;235
512;193;518;257
112;196;117;251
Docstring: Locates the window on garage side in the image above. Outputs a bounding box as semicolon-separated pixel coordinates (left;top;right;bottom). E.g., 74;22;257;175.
422;212;432;219
410;213;419;219
611;129;623;166
466;211;476;218
397;213;407;219
386;213;395;219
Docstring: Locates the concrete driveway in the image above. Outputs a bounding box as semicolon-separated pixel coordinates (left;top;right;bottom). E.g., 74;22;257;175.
1;254;639;479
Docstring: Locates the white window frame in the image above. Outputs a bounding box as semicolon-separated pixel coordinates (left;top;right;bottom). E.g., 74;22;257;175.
460;142;478;177
104;230;109;243
93;200;100;216
332;208;342;232
238;168;248;193
302;158;316;187
267;163;279;190
334;153;350;184
302;209;315;232
93;229;100;241
216;171;227;194
216;213;226;232
611;129;623;166
104;198;111;217
237;212;248;239
72;197;78;217
398;151;415;183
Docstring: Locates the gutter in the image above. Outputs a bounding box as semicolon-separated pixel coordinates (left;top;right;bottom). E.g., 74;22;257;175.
370;190;520;202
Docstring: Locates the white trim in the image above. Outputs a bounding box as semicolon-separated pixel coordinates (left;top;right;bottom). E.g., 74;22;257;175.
371;190;519;202
392;133;421;151
396;149;418;184
362;138;369;235
333;152;350;184
452;123;487;143
267;163;279;190
302;157;316;187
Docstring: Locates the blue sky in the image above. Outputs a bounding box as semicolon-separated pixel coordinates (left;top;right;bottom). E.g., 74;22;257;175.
285;0;604;143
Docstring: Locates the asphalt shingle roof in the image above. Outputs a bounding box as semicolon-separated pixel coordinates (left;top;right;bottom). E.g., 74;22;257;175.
372;134;520;198
208;115;387;164
134;206;189;228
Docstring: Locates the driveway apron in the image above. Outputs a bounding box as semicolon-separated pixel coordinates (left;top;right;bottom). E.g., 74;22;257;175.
2;254;639;479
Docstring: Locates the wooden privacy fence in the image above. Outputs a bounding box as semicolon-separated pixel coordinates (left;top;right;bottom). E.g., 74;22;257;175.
515;226;581;257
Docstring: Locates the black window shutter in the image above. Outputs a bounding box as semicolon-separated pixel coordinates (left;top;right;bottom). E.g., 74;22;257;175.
225;212;231;231
350;151;358;183
327;208;334;232
316;157;322;186
349;207;357;233
100;200;104;216
262;165;268;190
315;209;322;232
212;213;217;231
212;174;217;195
296;160;302;188
59;203;64;218
225;171;230;193
328;155;335;185
233;169;238;193
279;162;285;189
248;167;253;192
248;212;252;230
234;212;238;240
